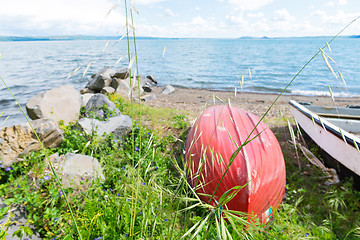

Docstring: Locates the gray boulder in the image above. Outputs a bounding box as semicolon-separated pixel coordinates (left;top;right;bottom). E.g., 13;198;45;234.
113;68;130;79
161;85;176;95
80;87;95;94
45;153;105;188
77;115;132;141
0;119;64;167
86;67;115;92
147;75;158;84
81;93;94;107
0;198;42;240
61;153;105;188
26;85;81;125
100;86;115;94
84;93;120;120
116;78;144;99
141;94;157;102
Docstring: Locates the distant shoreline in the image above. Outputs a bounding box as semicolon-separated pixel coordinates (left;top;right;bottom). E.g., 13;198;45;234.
0;35;359;42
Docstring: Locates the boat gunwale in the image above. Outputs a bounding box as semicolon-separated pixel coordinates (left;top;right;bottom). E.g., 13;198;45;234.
289;100;360;150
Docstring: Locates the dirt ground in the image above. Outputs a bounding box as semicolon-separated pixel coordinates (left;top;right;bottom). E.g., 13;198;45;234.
144;86;360;122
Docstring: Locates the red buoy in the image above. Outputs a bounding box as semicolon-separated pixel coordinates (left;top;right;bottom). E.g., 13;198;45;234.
184;105;286;224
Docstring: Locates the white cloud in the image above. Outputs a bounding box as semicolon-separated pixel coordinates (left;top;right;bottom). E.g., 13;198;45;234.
247;12;264;18
134;0;165;5
338;0;348;5
326;2;335;7
163;8;177;17
0;0;125;35
273;9;295;22
312;9;358;25
226;0;274;10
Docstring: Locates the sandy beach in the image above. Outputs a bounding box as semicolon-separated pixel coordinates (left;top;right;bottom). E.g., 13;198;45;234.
144;86;360;123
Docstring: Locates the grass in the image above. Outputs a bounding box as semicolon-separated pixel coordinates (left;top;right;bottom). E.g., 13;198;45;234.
1;95;360;239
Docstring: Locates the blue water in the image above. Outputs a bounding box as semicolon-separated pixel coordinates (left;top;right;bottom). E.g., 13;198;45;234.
1;37;360;126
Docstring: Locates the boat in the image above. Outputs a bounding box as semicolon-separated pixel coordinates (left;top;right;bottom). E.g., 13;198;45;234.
289;100;360;178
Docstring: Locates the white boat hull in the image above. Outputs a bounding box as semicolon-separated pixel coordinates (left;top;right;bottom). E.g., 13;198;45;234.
290;100;360;177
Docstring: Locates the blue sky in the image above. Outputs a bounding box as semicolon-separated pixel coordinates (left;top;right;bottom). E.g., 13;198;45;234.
0;0;359;38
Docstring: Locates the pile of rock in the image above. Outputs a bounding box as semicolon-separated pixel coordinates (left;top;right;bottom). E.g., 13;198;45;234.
1;67;175;188
0;66;177;238
2;80;135;190
80;67;158;99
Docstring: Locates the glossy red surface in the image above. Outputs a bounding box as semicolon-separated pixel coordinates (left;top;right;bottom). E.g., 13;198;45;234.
184;105;286;224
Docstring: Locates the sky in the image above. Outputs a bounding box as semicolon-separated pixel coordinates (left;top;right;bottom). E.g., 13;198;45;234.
0;0;359;38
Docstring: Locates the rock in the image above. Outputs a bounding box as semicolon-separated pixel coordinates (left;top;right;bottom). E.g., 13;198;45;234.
61;153;105;188
84;93;120;120
0;198;42;240
116;78;144;99
86;67;115;92
141;94;157;102
146;75;158;84
110;78;121;89
100;86;115;94
0;119;64;167
113;68;130;79
161;85;176;95
77;115;132;141
80;88;95;94
26;85;81;125
51;153;105;188
81;93;94;107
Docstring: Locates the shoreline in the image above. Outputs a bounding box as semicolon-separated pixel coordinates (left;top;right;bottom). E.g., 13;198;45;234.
144;86;360;121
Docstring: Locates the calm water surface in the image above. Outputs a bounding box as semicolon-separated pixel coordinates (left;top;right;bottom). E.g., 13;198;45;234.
1;37;359;125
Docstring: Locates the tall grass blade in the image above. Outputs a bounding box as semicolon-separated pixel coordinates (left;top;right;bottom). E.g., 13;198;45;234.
339;129;348;144
189;214;211;240
128;55;135;69
320;48;338;79
162;45;166;59
180;217;202;239
82;60;92;77
326;41;332;53
328;85;335;101
104;1;120;19
103;40;110;52
248;68;252;80
338;70;347;86
132;4;139;14
353;139;360;152
65;66;80;80
115;55;125;65
221;215;227;240
240;75;244;91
